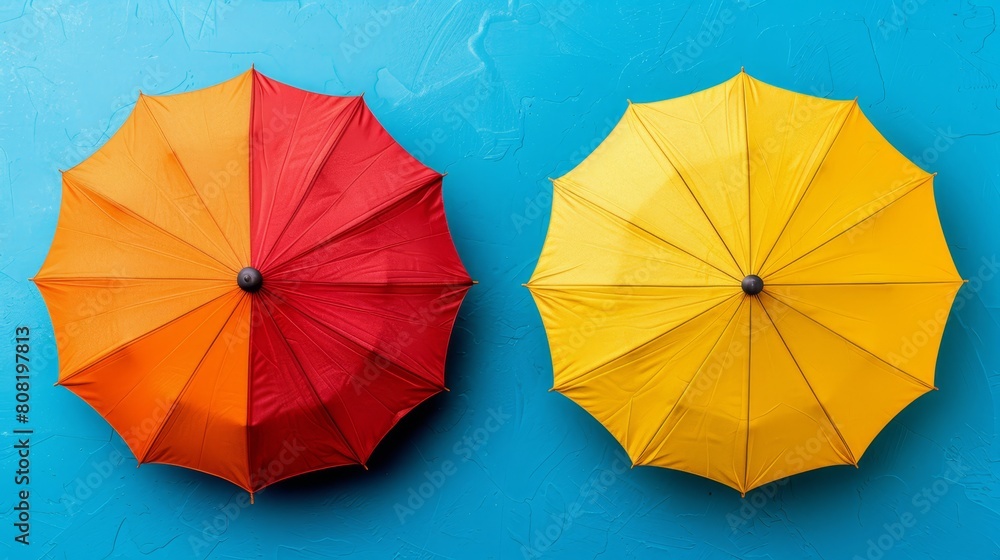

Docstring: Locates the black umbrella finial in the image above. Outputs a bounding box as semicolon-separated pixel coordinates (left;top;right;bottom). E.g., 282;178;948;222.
741;274;763;295
237;267;263;293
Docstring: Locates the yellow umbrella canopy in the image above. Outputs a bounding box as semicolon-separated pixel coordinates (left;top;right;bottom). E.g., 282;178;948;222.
527;71;963;494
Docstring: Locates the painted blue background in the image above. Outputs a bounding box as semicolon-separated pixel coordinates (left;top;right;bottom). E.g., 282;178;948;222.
2;0;1000;558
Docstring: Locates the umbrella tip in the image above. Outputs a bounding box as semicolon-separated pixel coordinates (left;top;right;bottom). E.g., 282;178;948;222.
740;65;745;73
740;491;746;498
471;280;479;285
250;492;255;504
521;283;527;287
932;386;940;391
442;386;450;392
362;463;369;471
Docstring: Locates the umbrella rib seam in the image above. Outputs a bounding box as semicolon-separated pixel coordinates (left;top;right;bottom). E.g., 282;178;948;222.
554;182;742;283
743;298;751;493
603;297;739;424
267;174;443;275
257;293;365;464
269;299;389;457
266;280;474;287
264;144;396;268
265;93;309;238
34;277;233;282
137;97;246;267
92;294;240;421
757;297;858;468
741;72;752;274
628;105;746;277
754;100;858;273
58;290;237;384
265;291;448;466
64;178;235;276
632;296;746;464
258;98;365;269
556;292;741;389
272;230;451;279
277;293;448;396
761;292;934;390
252;88;317;266
767;281;964;286
761;176;933;279
136;294;246;464
50;285;231;328
527;284;738;289
247;71;257;494
273;284;468;329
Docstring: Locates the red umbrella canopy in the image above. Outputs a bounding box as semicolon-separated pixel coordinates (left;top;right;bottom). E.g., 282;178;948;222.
35;70;472;494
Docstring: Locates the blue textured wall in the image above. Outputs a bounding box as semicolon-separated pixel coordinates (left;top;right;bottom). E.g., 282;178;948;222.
2;1;1000;558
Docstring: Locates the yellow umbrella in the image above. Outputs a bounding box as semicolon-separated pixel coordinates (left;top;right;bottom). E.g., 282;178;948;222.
527;71;963;494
